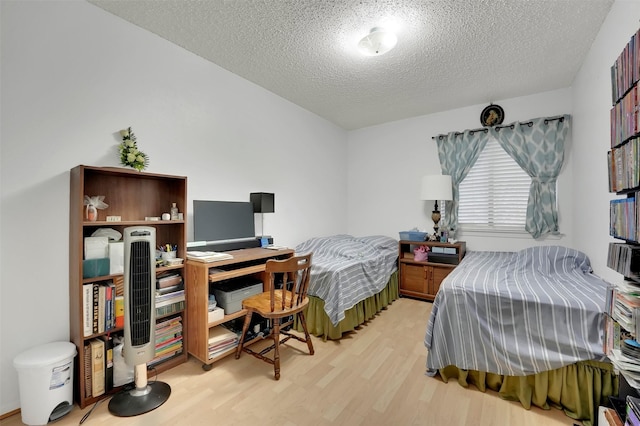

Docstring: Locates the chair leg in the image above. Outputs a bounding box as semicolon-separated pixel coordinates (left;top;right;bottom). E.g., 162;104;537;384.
297;311;314;355
272;317;281;380
235;311;253;359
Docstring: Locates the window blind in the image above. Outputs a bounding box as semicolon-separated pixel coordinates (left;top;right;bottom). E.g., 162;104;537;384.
458;138;531;229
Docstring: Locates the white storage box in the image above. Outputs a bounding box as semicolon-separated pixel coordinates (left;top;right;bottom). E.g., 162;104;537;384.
208;307;225;323
13;341;76;425
109;241;124;274
212;279;263;314
84;236;108;259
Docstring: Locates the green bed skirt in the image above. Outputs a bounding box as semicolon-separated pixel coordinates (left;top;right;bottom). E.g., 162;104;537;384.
295;271;399;340
437;360;618;426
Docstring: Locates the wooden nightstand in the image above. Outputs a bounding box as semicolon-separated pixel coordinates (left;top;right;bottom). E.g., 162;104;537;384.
398;240;466;301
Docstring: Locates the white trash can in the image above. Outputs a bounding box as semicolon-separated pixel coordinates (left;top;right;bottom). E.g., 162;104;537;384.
13;341;77;425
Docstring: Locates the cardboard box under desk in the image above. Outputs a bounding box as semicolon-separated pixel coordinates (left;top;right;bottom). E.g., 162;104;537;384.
211;278;263;314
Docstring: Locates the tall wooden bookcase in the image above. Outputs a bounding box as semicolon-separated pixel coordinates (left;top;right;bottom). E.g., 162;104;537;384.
69;165;188;408
605;28;640;400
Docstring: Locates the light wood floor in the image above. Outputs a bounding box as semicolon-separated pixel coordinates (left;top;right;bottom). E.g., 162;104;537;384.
1;298;580;426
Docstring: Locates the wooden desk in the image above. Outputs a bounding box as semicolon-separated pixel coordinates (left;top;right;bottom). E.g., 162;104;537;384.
185;247;294;370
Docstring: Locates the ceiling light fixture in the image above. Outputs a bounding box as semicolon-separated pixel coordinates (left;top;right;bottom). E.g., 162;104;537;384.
357;27;397;56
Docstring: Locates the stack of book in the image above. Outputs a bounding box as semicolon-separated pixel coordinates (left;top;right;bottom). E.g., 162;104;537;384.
83;335;114;398
82;281;116;336
156;290;185;317
611;28;640;106
186;251;234;263
608;138;640;193
155;272;185;317
150;316;183;367
609;242;640;281
610;198;638;242
208;326;238;360
627;395;640;426
605;281;640;390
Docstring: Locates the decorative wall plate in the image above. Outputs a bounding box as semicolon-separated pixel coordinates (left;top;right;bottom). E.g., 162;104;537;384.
480;104;504;127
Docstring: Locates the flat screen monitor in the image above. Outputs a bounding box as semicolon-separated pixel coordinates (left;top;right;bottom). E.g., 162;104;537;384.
193;200;255;243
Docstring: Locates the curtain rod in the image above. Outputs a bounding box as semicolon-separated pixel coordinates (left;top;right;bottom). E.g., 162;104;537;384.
431;115;565;140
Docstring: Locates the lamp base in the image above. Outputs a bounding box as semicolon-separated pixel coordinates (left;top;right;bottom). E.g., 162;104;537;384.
431;210;441;235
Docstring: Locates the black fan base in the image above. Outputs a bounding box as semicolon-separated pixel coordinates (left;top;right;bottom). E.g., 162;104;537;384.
108;381;171;417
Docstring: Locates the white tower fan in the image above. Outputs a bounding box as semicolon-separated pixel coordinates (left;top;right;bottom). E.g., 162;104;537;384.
109;226;171;416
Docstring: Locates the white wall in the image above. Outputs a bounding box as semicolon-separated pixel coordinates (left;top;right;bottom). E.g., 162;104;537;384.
3;0;640;417
571;0;640;282
0;1;347;413
347;89;573;252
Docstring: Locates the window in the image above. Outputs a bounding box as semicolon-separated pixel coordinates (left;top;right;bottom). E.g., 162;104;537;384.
458;137;531;231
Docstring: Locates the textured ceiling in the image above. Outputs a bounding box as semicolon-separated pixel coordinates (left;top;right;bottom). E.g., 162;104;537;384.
87;0;614;130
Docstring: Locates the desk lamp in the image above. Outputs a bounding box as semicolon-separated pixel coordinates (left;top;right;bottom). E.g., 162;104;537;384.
250;192;275;240
420;175;453;236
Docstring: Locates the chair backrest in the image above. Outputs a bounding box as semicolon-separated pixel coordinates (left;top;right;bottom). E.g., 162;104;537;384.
264;253;312;313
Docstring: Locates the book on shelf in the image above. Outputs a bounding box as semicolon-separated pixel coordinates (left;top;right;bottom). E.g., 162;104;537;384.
83;284;93;337
207;325;238;359
603;406;624;426
155;289;185;305
609;197;637;241
186;251;234;262
83;341;92;398
101;335;114;392
156;282;184;295
208;325;238;345
606;282;617;317
98;284;106;333
89;338;105;397
92;283;99;334
155;289;185;316
608;242;640;278
610;28;640;105
151;316;183;365
106;281;115;330
84;281;117;336
114;295;124;328
156;272;182;289
156;317;183;336
156;301;185;317
608;138;640;191
627;396;640;426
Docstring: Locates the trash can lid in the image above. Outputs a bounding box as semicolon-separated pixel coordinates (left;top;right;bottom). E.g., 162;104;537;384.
13;342;77;369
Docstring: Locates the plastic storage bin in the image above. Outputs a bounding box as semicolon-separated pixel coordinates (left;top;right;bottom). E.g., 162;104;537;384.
399;231;428;241
13;341;77;425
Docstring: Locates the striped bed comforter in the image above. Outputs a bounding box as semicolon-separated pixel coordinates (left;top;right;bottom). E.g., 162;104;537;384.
424;246;609;376
295;235;398;326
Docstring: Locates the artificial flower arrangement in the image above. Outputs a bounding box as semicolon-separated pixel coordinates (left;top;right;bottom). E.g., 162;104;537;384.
118;127;149;171
83;195;108;221
414;245;429;261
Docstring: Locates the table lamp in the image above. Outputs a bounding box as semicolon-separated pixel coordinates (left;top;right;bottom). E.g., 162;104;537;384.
420;175;453;235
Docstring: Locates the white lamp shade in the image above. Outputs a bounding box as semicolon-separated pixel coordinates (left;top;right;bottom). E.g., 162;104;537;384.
358;27;397;56
420;175;453;201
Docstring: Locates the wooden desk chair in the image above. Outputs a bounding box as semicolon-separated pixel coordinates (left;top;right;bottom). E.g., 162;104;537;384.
235;253;314;380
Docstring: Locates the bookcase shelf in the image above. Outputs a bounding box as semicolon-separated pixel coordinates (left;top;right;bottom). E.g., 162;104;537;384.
69;165;188;409
606;28;640;399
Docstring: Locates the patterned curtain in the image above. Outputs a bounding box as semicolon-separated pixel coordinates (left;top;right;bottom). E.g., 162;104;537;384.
490;115;570;238
436;130;488;237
